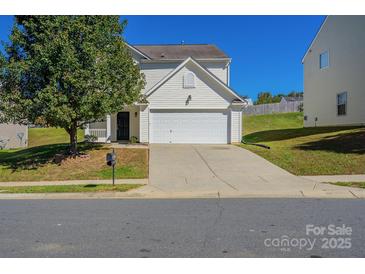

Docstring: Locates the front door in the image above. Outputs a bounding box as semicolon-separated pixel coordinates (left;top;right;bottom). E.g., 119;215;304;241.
117;112;130;141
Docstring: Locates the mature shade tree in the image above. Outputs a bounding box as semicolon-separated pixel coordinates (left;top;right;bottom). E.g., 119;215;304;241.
0;16;145;155
255;91;273;105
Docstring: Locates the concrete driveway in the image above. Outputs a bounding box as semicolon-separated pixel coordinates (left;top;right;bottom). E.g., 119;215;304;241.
130;144;365;198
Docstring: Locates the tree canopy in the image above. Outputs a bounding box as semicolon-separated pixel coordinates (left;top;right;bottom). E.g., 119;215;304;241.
255;91;303;105
0;16;145;154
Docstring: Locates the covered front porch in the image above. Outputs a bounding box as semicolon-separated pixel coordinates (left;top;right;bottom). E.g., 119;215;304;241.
85;105;143;143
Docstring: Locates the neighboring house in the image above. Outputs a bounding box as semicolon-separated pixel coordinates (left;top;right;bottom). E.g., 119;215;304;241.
0;123;28;149
86;44;246;144
280;96;303;104
302;16;365;127
243;97;253;106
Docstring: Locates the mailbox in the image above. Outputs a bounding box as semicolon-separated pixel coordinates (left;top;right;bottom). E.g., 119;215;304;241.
106;152;116;166
106;149;117;185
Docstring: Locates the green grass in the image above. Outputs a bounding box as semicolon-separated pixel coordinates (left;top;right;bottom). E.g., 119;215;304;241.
0;184;142;193
243;112;304;136
96;166;147;179
0;128;148;182
240;112;365;175
28;127;84;147
331;182;365;189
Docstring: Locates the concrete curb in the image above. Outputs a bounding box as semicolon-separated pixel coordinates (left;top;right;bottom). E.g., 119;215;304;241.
0;187;364;200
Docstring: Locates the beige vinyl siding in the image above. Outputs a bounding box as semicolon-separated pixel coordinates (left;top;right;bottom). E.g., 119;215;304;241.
303;16;365;127
139;105;149;143
0;123;28;148
200;61;228;84
131;51;143;63
148;64;234;109
230;109;242;143
140;61;229;92
141;63;178;91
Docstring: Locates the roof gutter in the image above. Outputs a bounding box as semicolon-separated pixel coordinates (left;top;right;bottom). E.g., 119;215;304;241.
139;58;231;64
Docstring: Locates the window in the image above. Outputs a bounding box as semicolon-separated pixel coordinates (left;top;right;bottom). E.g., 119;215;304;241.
320;50;329;69
183;72;195;88
337;92;347;116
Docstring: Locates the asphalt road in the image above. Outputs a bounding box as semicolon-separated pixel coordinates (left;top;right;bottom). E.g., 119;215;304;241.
0;198;364;257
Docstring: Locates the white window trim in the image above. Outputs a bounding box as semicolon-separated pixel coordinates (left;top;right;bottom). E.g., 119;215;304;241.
319;50;330;70
336;91;347;116
183;71;196;89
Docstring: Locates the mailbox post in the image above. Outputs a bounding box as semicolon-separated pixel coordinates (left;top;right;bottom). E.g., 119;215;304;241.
106;149;117;185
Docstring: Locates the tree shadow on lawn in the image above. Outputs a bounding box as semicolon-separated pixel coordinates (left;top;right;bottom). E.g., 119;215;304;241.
0;142;103;172
295;129;365;155
244;126;363;143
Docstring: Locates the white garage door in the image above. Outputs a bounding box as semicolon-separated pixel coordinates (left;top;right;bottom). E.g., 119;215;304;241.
150;110;228;144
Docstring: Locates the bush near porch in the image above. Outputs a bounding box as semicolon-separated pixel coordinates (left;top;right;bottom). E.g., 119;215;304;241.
240;112;365;176
0;128;148;182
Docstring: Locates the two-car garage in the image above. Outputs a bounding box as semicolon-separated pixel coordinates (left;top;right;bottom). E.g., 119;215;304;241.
139;57;245;144
150;110;229;144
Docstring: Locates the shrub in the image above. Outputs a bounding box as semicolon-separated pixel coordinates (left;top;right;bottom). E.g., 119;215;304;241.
84;134;98;143
130;136;138;144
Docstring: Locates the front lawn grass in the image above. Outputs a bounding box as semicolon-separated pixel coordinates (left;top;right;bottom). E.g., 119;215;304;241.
0;184;141;193
0;128;148;182
331;182;365;189
240;112;365;175
28;127;84;147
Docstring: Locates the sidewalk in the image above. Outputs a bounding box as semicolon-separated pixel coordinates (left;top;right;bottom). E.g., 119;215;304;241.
1;179;365;199
301;175;365;183
0;174;365;200
0;178;148;187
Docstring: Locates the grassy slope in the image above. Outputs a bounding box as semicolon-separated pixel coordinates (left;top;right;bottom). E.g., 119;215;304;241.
243;112;304;136
0;184;141;193
240;113;365;175
0;128;148;181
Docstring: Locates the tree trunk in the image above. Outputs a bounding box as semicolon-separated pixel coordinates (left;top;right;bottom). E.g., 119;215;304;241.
69;123;78;156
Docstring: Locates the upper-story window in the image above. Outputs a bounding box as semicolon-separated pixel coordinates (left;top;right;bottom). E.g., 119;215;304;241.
319;50;329;69
183;72;196;88
337;92;347;116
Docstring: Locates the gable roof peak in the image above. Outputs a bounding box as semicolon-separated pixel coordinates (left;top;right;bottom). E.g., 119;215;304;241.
145;56;244;103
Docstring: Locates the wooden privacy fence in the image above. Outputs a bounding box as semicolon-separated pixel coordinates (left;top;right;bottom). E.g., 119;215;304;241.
243;101;303;116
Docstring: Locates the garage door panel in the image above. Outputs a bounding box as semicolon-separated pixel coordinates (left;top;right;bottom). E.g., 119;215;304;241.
150;110;228;144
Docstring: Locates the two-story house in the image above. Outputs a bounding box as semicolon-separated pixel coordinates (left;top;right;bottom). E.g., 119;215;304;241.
302;16;365;127
86;44;246;144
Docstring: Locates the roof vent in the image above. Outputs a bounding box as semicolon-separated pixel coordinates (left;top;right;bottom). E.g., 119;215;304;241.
160;53;165;58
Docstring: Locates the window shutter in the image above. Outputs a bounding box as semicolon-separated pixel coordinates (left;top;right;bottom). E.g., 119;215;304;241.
183;72;195;88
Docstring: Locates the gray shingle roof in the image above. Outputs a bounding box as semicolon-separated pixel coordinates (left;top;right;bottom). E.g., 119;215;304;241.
133;44;229;60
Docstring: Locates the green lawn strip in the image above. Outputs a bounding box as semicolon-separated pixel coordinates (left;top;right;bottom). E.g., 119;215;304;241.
330;182;365;189
96;166;147;179
0;184;142;193
240;112;365;175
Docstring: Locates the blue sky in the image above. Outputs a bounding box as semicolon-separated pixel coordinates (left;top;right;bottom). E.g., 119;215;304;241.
0;15;325;100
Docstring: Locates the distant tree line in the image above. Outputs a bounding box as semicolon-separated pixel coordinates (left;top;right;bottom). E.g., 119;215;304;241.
254;91;303;105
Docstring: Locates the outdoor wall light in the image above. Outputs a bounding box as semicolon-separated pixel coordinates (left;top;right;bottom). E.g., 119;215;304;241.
185;95;192;105
135;112;138;117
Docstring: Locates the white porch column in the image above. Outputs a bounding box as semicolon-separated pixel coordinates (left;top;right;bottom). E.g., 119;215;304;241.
84;123;90;136
106;114;111;143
